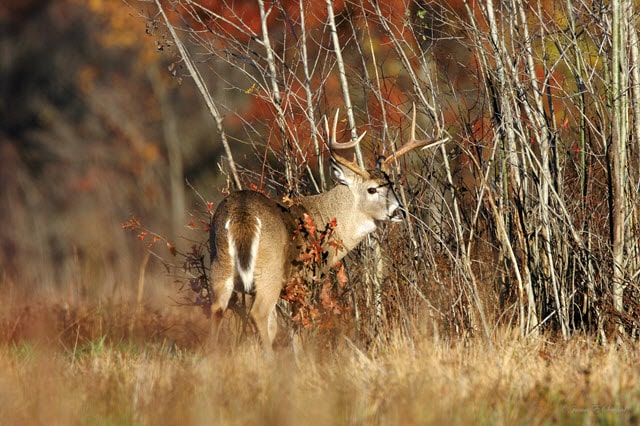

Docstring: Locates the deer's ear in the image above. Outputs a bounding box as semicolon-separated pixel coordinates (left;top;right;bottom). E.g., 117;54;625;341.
331;159;358;186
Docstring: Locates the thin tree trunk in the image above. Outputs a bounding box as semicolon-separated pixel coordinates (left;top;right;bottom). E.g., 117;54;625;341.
148;67;184;242
611;0;627;330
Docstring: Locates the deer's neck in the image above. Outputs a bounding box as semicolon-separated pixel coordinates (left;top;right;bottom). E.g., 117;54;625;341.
299;185;376;262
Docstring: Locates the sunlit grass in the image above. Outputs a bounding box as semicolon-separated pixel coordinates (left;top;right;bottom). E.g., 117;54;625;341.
1;293;639;426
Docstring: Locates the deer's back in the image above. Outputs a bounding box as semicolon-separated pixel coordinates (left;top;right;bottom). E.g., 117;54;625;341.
210;190;302;272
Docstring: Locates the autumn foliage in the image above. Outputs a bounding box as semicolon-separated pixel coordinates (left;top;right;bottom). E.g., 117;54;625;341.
282;213;351;331
5;0;640;355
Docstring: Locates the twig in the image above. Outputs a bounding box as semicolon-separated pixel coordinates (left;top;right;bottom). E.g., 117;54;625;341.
153;0;241;189
325;0;363;166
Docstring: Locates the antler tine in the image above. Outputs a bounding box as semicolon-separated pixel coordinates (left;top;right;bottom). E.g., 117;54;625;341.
381;105;449;169
326;109;367;150
325;109;370;179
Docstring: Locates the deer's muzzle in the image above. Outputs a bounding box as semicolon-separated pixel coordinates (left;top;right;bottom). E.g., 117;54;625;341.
389;205;405;222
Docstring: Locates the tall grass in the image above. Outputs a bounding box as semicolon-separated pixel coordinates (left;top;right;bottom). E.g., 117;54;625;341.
1;283;638;425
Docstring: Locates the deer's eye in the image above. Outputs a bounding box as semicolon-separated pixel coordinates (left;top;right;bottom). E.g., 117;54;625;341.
367;187;378;194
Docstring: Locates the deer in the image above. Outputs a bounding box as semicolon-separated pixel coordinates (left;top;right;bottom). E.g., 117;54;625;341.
208;109;446;352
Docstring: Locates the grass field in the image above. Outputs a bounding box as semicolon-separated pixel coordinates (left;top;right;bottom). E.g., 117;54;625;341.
1;288;638;426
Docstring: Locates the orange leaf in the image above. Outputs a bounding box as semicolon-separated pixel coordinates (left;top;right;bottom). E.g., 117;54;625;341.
336;264;349;288
328;217;337;229
167;242;177;256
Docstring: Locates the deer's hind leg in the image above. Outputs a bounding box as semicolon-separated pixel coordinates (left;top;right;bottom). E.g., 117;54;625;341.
209;257;234;348
250;266;285;353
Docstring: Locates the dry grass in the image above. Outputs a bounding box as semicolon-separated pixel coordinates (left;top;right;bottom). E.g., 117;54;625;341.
1;289;639;426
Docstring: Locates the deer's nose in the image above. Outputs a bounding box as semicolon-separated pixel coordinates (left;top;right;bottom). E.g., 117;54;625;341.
389;205;405;222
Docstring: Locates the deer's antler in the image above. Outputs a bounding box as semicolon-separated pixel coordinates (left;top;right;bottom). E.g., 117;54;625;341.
325;109;369;179
380;106;449;171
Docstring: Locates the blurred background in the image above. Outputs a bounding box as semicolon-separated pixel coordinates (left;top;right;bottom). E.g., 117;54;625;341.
1;0;229;302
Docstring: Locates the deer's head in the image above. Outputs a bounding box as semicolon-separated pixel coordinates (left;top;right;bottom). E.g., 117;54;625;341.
326;108;447;226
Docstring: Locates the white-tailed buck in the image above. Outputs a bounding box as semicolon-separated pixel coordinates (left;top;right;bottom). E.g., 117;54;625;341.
209;110;445;351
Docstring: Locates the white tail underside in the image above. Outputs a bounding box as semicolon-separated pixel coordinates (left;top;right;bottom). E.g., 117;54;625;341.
226;218;262;293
